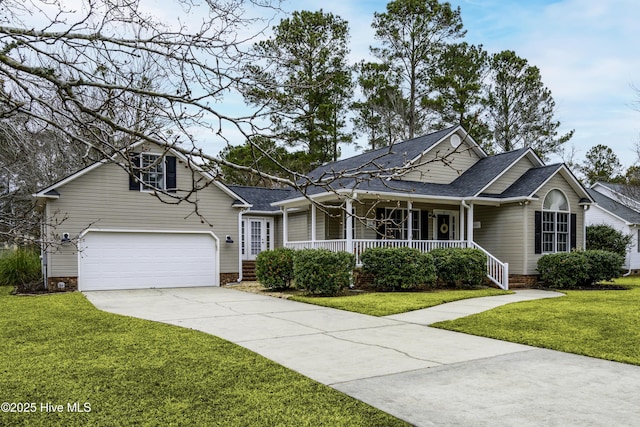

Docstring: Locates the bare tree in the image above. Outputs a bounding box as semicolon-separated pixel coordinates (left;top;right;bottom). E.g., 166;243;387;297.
0;0;475;246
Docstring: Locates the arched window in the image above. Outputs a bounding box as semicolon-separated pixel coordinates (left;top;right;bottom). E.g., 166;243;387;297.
542;190;570;252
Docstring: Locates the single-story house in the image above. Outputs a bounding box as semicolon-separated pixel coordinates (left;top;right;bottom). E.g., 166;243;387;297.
34;125;592;291
586;182;640;273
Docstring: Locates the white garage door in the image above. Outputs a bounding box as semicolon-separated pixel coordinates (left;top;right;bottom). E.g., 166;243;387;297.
79;231;218;291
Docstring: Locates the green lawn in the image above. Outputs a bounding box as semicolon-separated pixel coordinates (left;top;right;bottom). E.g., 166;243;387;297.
432;277;640;365
0;286;407;426
290;288;510;316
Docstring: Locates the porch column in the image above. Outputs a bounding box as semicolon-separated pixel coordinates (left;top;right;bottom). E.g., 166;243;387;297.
345;198;353;253
282;207;288;246
310;203;317;242
466;202;474;244
407;201;413;242
459;202;465;241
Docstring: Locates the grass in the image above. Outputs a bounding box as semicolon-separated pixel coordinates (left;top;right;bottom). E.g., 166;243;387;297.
290;288;510;316
0;286;408;426
432;277;640;366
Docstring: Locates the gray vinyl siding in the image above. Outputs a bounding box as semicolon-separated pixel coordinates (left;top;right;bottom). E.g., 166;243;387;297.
45;148;240;277
273;217;282;249
288;211;309;241
400;139;482;184
524;174;585;274
474;204;527;275
483;156;535;194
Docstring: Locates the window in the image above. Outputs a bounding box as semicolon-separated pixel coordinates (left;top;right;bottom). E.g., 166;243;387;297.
141;153;165;190
541;190;570;253
382;208;421;240
129;153;177;192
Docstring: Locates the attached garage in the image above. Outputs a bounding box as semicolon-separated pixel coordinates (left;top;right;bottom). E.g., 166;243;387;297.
78;231;219;291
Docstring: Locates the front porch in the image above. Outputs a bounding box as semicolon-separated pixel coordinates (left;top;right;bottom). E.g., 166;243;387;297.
280;198;509;289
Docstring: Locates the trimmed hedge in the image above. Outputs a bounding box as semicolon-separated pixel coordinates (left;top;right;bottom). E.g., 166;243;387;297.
293;249;355;296
360;247;436;291
537;250;624;288
0;247;43;293
255;248;295;289
431;248;487;288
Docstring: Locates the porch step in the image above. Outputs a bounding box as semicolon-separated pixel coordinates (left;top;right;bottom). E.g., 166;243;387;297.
242;261;257;281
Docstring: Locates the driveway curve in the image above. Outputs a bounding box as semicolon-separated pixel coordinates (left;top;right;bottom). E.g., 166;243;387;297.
85;287;640;427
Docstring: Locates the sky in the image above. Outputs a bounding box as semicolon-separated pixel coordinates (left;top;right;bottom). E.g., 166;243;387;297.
26;0;640;170
270;0;640;169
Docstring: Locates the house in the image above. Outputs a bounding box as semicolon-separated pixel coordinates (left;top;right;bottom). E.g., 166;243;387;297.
586;182;640;273
34;125;592;291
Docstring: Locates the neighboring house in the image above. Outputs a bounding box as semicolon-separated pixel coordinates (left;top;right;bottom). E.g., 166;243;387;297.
586;182;640;273
34;125;592;291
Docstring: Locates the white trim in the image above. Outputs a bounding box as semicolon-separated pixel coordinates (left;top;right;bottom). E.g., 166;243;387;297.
473;148;544;197
589;203;635;226
403;126;488;170
33;141;252;208
433;209;459;240
592;182;640;211
139;152;167;192
77;229;220;289
528;165;592;202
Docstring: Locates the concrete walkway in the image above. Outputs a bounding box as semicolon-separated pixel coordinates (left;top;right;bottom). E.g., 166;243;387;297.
85;288;640;427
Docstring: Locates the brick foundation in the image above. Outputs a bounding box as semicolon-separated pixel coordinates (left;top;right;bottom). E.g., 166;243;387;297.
47;277;78;292
352;269;375;289
508;274;540;288
220;273;239;286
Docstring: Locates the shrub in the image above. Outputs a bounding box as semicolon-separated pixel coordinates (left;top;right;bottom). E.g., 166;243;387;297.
360;247;436;291
255;248;295;289
537;250;624;288
586;224;632;257
582;250;624;284
293;249;355;296
537;252;589;288
0;247;43;293
431;248;488;288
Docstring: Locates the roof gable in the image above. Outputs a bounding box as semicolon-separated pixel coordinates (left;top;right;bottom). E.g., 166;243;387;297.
449;148;530;196
305;126;484;181
587;188;640;224
227;185;293;212
34;142;249;206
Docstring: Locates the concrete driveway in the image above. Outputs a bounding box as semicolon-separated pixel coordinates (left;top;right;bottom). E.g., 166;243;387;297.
85;287;640;426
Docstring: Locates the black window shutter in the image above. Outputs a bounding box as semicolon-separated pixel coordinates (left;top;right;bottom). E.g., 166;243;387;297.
420;211;429;240
534;211;542;254
129;153;140;191
166;156;177;193
570;213;577;250
376;208;385;240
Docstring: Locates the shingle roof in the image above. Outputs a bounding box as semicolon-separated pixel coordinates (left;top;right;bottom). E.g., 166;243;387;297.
279;148;548;203
595;181;635;196
449;148;529;196
497;164;563;199
588;189;640;224
306;126;458;181
227;185;294;212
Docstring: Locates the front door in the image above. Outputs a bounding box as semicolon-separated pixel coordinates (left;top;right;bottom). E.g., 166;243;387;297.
437;214;450;240
243;217;273;261
434;210;457;240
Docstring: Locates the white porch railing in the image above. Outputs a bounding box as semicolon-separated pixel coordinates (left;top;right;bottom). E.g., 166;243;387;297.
285;239;509;290
469;242;509;290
